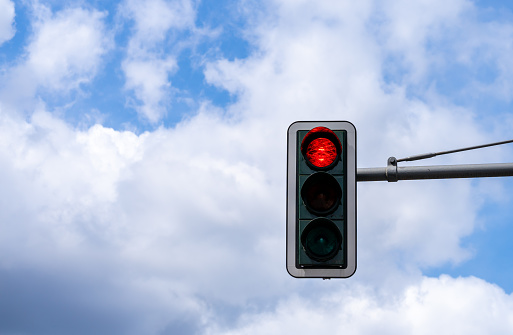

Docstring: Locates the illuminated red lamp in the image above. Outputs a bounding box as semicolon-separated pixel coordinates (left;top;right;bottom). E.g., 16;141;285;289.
301;127;341;169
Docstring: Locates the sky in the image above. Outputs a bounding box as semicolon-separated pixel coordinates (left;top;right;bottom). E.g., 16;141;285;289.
1;0;513;334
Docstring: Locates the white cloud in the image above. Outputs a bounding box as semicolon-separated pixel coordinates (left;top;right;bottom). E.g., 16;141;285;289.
374;0;513;102
375;0;472;81
26;7;109;91
205;275;513;335
123;57;177;123
0;4;110;112
120;0;196;123
0;0;15;46
0;109;144;261
202;0;513;290
455;21;513;101
0;105;286;312
2;0;513;333
122;0;195;45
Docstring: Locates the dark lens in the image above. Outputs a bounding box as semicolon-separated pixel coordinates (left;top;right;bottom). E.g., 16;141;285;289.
301;219;342;262
301;173;342;215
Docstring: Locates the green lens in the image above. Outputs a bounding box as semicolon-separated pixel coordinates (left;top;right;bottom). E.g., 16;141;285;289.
301;219;342;262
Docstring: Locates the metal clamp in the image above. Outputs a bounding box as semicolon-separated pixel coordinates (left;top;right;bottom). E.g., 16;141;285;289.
386;157;398;182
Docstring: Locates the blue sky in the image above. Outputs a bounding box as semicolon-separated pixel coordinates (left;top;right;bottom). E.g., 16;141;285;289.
2;0;513;334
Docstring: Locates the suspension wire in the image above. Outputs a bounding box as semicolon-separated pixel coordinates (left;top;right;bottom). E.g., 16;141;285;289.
396;139;513;163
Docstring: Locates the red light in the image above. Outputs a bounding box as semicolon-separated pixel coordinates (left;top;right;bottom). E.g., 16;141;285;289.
300;126;341;169
306;138;337;168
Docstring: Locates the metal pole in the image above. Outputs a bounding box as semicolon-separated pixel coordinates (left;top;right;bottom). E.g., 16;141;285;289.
357;162;513;182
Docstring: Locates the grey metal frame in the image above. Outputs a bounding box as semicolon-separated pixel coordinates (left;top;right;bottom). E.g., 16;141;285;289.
287;121;357;278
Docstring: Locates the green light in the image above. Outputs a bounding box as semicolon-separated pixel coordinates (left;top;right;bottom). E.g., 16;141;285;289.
301;218;342;262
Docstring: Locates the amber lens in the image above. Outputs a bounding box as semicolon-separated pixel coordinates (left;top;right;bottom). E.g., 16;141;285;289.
301;172;342;215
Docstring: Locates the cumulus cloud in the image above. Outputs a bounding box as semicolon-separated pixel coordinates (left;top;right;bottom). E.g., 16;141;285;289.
0;103;288;333
375;0;513;102
26;7;109;91
120;0;196;123
2;0;513;334
0;110;143;262
121;0;195;43
0;4;110;112
122;56;177;123
200;1;509;293
206;275;513;335
0;0;15;46
374;0;472;82
0;109;210;333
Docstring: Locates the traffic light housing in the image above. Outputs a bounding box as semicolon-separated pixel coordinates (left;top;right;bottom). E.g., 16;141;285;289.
287;121;356;278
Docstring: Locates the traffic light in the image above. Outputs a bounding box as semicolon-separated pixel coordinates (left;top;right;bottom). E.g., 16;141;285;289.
286;121;356;278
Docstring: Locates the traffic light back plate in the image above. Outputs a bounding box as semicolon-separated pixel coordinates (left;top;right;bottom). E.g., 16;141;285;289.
287;121;356;278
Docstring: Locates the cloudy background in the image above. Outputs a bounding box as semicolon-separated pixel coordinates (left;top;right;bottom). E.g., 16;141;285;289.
1;0;513;333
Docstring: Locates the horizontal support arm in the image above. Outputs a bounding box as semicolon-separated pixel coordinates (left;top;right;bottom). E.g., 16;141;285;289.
357;163;513;182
